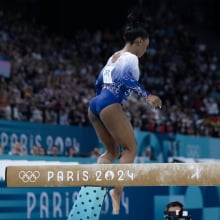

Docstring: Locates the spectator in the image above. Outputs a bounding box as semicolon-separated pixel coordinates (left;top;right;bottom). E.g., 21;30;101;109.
48;145;60;156
8;141;26;156
143;147;156;161
164;201;191;220
39;147;47;156
30;106;43;123
66;146;78;157
0;3;219;138
30;145;40;155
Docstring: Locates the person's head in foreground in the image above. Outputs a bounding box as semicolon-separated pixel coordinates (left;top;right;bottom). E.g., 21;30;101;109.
164;201;191;220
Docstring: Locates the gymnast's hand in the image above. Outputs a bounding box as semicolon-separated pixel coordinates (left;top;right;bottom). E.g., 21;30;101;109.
146;95;162;109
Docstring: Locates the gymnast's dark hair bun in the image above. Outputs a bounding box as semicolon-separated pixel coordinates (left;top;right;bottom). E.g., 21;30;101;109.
123;7;149;43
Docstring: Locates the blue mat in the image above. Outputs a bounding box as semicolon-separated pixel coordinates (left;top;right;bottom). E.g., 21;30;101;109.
68;186;107;220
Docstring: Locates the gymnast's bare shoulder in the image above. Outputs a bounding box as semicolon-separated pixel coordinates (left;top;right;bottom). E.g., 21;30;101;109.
111;50;123;63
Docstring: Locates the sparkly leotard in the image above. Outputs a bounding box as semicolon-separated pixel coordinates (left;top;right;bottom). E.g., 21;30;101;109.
89;52;149;117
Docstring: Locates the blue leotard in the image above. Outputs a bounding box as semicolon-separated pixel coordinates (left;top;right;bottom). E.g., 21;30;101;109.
89;52;149;117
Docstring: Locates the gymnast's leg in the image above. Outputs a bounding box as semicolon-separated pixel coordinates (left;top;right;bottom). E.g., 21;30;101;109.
99;104;137;164
88;107;120;164
89;103;137;214
100;104;137;214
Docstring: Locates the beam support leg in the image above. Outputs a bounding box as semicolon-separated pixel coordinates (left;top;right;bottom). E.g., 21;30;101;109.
68;186;107;220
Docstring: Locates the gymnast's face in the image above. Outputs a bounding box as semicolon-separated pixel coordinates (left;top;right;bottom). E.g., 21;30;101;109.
135;37;150;58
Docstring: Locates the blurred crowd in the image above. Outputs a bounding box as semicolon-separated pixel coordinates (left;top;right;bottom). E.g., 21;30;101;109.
0;140;101;158
0;3;220;139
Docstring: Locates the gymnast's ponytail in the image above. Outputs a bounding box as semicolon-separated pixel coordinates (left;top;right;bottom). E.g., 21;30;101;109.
123;7;149;43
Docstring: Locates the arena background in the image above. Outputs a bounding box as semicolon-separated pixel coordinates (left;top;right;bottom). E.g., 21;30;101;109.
1;0;220;220
1;0;220;32
1;0;220;55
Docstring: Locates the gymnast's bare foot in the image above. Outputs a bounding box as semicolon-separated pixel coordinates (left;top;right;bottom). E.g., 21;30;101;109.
109;188;121;215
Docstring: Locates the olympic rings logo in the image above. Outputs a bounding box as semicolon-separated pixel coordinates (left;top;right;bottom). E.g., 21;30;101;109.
18;171;40;183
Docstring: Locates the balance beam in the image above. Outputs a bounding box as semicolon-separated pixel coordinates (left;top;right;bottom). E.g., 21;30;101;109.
5;162;220;187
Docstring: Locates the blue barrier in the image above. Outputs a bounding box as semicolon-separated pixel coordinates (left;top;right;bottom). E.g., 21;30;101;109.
134;130;220;161
0;183;219;220
0;120;98;155
1;120;220;161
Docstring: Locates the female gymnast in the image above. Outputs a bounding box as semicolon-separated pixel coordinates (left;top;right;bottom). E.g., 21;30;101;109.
88;9;162;214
